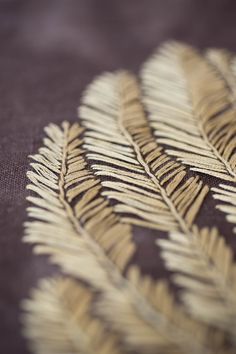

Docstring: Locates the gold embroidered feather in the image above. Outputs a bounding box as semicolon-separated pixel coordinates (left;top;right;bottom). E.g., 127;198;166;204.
141;41;236;181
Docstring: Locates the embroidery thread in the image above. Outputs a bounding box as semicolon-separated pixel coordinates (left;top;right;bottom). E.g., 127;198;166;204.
22;42;236;354
141;42;236;181
23;121;213;354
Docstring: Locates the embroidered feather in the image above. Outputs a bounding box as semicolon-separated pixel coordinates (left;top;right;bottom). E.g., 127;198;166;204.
25;121;134;272
140;41;236;345
22;276;214;354
212;184;236;232
22;277;122;354
158;226;236;341
24;122;213;354
22;44;236;354
206;49;236;102
22;273;214;354
141;41;236;181
80;71;208;232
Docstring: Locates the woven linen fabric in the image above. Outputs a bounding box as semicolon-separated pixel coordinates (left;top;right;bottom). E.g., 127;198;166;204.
2;1;236;354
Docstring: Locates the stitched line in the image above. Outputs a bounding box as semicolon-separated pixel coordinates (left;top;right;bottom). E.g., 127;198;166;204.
117;82;191;237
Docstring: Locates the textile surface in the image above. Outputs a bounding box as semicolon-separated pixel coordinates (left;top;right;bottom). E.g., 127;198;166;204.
1;1;236;353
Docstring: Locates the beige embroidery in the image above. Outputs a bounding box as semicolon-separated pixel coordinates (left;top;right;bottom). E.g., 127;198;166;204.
141;41;236;181
22;275;218;354
22;41;236;354
206;49;236;102
212;184;236;232
23;121;213;354
158;225;236;337
80;70;208;232
25;122;134;272
22;277;122;354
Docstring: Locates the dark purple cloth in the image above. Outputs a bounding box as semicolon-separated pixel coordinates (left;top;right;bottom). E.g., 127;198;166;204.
1;1;236;353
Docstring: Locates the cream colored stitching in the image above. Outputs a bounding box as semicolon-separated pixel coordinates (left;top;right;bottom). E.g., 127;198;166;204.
141;41;236;181
24;121;212;354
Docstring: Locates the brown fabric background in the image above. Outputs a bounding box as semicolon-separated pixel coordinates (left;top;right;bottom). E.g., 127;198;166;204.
1;1;236;353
